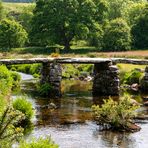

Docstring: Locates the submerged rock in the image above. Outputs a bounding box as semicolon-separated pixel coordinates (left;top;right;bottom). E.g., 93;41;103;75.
127;123;141;132
130;83;139;91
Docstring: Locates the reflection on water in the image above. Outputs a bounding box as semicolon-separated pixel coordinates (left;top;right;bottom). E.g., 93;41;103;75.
17;73;148;148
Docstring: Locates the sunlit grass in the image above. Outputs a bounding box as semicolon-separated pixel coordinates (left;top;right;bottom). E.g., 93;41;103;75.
117;64;146;72
3;2;35;13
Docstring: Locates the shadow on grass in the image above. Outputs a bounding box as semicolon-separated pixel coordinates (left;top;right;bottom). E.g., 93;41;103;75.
8;46;99;55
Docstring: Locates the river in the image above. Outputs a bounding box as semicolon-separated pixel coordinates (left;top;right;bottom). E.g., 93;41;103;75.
14;73;148;148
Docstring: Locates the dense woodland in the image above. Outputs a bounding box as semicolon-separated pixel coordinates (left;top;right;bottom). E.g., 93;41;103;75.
0;0;147;51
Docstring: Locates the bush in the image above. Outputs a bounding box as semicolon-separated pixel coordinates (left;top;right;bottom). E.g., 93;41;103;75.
0;106;25;148
9;64;41;77
13;97;34;121
103;18;132;51
0;65;13;96
19;137;59;148
37;83;53;96
10;71;21;89
92;95;139;131
62;64;79;79
0;19;28;49
0;65;14;112
122;69;143;85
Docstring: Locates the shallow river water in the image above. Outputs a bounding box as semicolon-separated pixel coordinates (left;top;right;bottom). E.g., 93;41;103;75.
15;73;148;148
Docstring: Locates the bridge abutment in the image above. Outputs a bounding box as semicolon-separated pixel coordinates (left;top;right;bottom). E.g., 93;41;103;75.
141;66;148;92
41;62;62;98
93;62;120;96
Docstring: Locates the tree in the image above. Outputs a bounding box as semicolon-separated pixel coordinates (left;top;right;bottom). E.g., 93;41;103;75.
131;5;148;49
106;0;146;20
87;23;104;49
121;2;147;26
0;0;3;20
0;19;28;49
18;5;35;33
103;18;132;51
30;0;108;49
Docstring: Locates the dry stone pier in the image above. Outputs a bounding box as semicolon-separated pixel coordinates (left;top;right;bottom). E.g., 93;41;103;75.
93;63;119;96
141;66;148;92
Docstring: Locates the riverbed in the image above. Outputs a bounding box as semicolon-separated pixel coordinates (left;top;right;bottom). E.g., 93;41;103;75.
14;73;148;148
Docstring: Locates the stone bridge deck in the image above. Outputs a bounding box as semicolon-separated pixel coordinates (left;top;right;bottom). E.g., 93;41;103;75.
0;57;148;65
0;57;111;65
0;57;148;97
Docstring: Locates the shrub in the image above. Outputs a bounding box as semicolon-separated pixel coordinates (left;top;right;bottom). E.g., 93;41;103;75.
0;65;13;96
103;18;132;51
10;71;21;89
13;97;34;121
92;95;139;131
0;19;28;49
19;137;59;148
62;64;79;79
9;64;41;77
0;65;14;112
0;106;25;147
122;69;143;85
38;83;53;96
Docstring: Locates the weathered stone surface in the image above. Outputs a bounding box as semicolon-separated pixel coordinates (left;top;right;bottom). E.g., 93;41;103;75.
0;57;148;65
141;67;148;92
93;64;119;96
112;58;148;65
0;58;111;65
41;63;62;98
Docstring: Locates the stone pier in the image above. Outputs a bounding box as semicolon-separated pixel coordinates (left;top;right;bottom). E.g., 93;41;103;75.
93;62;120;96
41;62;62;98
141;66;148;92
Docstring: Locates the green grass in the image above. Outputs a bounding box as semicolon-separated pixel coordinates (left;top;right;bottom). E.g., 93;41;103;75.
0;45;148;59
117;64;146;72
3;2;35;13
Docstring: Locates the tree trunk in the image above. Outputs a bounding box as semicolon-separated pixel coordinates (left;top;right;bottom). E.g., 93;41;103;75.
64;41;71;51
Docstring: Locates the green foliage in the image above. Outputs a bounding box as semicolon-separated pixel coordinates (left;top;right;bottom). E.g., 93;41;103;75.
88;23;104;48
0;65;14;113
9;64;41;77
62;64;79;79
19;137;59;148
0;0;4;20
18;5;34;34
13;97;34;121
38;83;53;96
131;4;148;49
122;2;147;26
0;19;28;49
0;106;25;148
122;69;143;85
103;18;132;51
0;65;13;96
30;0;108;49
10;71;21;89
92;95;139;130
62;64;93;79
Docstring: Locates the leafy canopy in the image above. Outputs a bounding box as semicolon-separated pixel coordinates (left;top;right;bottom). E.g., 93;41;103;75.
131;4;148;49
31;0;108;49
103;18;132;51
0;19;28;49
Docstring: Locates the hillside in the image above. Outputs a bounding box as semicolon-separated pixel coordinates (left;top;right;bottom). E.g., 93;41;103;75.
3;0;34;3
